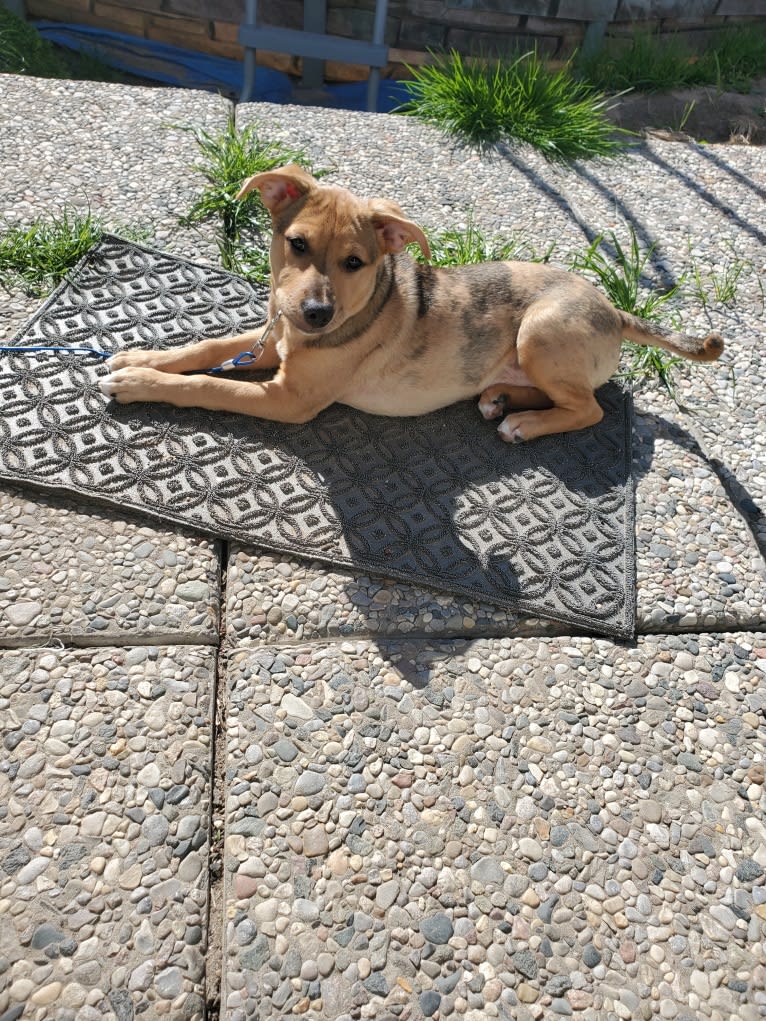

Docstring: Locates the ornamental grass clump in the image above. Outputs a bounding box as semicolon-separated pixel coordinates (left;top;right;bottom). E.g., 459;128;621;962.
399;49;623;163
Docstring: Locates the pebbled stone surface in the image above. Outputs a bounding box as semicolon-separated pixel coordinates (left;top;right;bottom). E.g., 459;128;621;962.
0;645;214;1020
222;634;766;1021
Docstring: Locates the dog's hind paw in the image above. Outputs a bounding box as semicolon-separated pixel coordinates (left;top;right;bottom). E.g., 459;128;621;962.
478;390;509;421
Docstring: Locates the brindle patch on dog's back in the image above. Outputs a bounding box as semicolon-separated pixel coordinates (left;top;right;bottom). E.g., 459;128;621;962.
415;263;438;319
458;263;521;386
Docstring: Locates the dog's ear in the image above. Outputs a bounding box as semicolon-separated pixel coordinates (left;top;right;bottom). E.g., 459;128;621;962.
369;200;431;261
236;164;316;212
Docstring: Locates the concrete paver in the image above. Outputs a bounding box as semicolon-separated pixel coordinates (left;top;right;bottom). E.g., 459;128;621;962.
0;645;214;1020
632;410;765;631
0;75;230;263
222;634;766;1021
0;482;220;646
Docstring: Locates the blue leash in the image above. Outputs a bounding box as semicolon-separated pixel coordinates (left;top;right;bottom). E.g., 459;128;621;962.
0;313;283;375
0;343;256;375
0;344;111;360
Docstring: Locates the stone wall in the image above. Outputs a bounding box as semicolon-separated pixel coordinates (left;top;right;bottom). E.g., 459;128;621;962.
21;0;765;76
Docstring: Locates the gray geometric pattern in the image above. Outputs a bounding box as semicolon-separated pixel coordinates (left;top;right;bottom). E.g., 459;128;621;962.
0;236;635;636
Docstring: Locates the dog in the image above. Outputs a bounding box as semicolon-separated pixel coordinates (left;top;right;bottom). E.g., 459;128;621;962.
101;165;723;442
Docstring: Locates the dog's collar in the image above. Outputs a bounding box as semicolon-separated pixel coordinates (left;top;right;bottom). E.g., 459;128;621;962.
303;258;395;350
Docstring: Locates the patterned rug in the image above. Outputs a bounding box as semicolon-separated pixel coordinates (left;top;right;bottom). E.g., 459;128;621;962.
0;236;636;637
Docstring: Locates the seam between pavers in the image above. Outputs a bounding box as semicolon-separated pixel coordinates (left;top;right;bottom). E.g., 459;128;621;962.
0;538;227;1013
0;632;221;651
221;620;766;651
206;537;231;1021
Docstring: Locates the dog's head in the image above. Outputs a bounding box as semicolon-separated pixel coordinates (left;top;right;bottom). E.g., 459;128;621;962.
237;165;430;337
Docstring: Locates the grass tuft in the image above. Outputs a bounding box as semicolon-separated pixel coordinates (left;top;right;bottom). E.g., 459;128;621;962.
686;241;750;308
225;245;272;286
413;217;555;267
0;5;124;82
571;229;681;321
398;49;624;162
578;24;766;94
0;209;150;295
0;209;106;295
571;228;684;397
180;116;318;274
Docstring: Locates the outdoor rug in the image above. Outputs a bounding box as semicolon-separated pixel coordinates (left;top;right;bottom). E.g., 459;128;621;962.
0;236;636;637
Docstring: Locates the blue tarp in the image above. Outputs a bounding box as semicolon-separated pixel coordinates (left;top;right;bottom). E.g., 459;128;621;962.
34;22;412;113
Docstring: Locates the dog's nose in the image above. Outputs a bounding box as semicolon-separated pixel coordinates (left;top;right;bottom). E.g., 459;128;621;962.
301;299;334;329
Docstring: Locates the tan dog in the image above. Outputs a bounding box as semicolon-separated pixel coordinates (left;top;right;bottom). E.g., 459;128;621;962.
102;165;723;441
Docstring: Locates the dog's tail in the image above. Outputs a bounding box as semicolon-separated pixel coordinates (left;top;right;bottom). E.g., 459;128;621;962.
618;311;724;362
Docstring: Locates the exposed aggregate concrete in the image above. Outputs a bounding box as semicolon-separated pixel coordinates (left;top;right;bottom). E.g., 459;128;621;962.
0;80;764;1020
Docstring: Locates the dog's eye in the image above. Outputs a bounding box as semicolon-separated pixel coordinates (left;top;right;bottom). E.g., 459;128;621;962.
345;255;364;272
289;236;307;254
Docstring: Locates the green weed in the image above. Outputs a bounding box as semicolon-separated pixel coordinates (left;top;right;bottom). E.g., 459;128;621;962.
676;99;697;133
180;117;318;272
617;343;685;399
398;49;624;162
571;228;685;397
226;244;272;286
686;242;750;307
571;229;681;320
0;209;132;295
415;218;555;267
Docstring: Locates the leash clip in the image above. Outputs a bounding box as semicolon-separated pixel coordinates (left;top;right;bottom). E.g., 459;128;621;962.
207;310;283;375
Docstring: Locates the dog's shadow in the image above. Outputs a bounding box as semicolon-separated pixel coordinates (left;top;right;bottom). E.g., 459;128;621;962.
339;404;766;690
330;399;659;691
104;381;642;664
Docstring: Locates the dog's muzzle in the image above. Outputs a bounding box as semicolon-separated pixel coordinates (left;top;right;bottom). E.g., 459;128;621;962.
301;298;334;330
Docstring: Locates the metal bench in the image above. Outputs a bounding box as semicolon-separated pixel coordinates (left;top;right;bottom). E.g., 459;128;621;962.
239;0;390;112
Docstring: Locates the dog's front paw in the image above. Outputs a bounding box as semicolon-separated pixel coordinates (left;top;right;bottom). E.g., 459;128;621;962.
108;350;151;372
107;349;178;373
99;366;167;404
